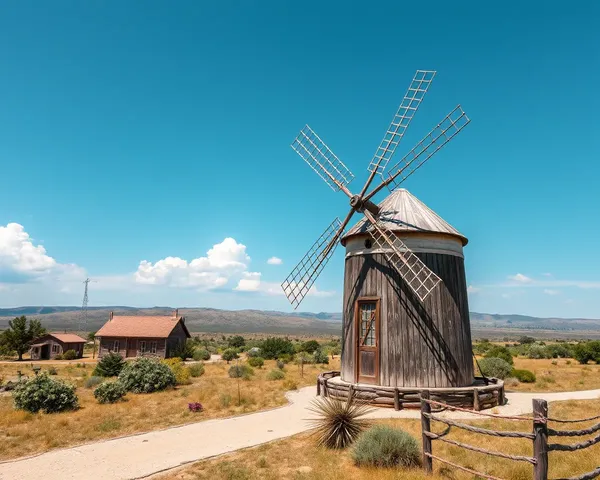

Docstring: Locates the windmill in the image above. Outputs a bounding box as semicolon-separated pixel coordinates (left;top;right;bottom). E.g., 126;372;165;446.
282;70;470;309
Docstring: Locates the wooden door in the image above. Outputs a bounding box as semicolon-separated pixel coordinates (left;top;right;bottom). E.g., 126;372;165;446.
355;298;379;384
126;339;137;358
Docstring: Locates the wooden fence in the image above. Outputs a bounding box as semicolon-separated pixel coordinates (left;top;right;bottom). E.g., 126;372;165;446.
419;391;600;480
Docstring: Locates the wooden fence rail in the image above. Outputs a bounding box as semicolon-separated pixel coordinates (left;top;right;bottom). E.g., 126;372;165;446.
419;392;600;480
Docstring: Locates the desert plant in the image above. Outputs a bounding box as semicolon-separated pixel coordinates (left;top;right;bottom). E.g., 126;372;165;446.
283;378;298;390
48;366;58;375
222;348;239;364
118;358;176;393
188;402;203;412
84;376;104;389
278;353;294;364
484;345;513;365
504;377;520;387
478;357;512;379
228;364;254;379
276;360;285;370
352;425;421;467
54;354;63;360
300;340;320;354
62;349;77;360
246;347;261;358
172;340;196;361
227;335;246;349
13;373;78;413
510;368;535;383
259;337;295;360
307;393;373;449
93;352;125;377
94;381;127;404
162;358;192;385
313;349;329;365
266;369;285;381
189;363;205;377
247;356;264;368
573;341;600;365
193;348;211;361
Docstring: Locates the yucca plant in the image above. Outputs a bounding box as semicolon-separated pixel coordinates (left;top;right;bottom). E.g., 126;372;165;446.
306;392;373;449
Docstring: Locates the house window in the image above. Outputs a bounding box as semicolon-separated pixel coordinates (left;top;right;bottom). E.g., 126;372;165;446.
52;344;60;353
113;340;120;352
150;341;157;354
139;341;147;354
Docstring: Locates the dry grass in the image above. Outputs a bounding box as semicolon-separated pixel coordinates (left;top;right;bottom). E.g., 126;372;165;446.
0;358;338;460
506;358;600;392
160;399;600;480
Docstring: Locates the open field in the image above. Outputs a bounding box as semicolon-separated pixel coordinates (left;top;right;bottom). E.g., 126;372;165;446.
159;398;600;480
506;357;600;392
0;357;339;461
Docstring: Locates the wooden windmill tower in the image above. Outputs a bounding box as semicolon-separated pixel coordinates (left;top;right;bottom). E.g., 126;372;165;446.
282;71;502;408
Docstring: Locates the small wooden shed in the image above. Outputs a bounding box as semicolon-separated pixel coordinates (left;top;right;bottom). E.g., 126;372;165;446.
30;333;86;360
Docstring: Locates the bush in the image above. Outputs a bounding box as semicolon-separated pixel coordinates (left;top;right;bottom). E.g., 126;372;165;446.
478;357;512;379
84;376;104;389
511;368;536;383
189;363;205;377
172;340;195;361
228;364;254;379
48;366;58;375
307;394;373;449
504;377;520;387
247;347;261;358
260;337;295;360
527;344;552;360
276;360;285;370
193;349;211;361
519;336;536;344
279;353;294;364
162;358;192;385
94;381;127;404
118;358;176;393
266;369;285;380
352;425;421;467
300;340;320;354
13;373;78;413
573;341;600;365
62;349;77;360
222;348;239;364
93;353;125;377
283;379;298;390
54;353;63;360
188;402;203;412
313;349;329;365
484;346;513;365
228;335;246;349
247;357;264;368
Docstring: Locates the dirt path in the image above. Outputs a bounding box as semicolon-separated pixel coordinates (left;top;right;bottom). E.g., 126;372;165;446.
1;386;598;480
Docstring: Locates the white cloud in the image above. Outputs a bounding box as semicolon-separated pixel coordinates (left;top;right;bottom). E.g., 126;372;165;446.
508;273;533;284
543;289;560;296
235;272;262;292
467;285;481;294
267;256;283;265
134;237;250;289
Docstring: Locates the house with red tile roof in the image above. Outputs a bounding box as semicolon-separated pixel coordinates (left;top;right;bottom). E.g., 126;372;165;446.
95;309;191;359
30;333;87;360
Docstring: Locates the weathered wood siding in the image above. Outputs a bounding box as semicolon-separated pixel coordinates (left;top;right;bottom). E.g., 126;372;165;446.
342;252;473;388
165;322;188;358
98;337;167;358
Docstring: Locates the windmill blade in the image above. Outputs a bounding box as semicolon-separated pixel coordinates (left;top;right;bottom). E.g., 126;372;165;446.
364;106;470;202
363;211;441;302
282;217;343;309
291;125;354;197
367;70;436;176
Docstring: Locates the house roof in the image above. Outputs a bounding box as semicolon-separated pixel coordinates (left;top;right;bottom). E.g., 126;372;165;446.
342;188;468;246
95;315;191;339
31;333;87;345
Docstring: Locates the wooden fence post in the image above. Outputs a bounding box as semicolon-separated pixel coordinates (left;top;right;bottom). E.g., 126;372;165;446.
533;399;548;480
316;378;321;396
394;388;400;411
421;390;433;474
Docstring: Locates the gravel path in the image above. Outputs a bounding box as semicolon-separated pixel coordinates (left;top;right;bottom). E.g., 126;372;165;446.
1;386;598;480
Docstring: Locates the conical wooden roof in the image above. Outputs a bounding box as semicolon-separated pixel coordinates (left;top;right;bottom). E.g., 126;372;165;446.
342;188;468;246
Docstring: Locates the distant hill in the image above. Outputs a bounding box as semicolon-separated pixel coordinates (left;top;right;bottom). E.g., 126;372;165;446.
0;307;598;338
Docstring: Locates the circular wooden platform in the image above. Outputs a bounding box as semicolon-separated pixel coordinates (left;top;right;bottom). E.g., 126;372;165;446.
317;371;505;411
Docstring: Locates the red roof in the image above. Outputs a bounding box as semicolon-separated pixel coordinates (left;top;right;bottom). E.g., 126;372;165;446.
95;315;190;339
38;333;87;343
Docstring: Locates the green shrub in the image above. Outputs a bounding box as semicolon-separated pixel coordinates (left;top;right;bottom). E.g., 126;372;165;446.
313;349;329;364
227;335;246;349
247;357;264;368
228;364;254;379
222;348;239;364
93;353;125;377
295;352;314;365
279;353;294;364
504;377;520;387
259;338;295;360
307;394;373;449
172;340;196;361
352;425;421;467
266;369;285;381
193;349;211;361
13;373;78;413
84;376;104;389
300;340;320;354
247;347;261;358
62;349;77;360
118;358;176;393
189;363;205;377
283;378;298;390
511;369;536;383
54;353;63;360
478;357;512;379
48;366;58;375
276;360;285;370
484;346;513;365
527;344;552;359
518;336;536;344
162;358;192;385
94;381;127;404
574;341;600;365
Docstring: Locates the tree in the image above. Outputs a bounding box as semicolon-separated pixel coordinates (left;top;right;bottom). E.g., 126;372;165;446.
518;336;536;345
87;331;97;342
300;340;320;354
260;337;295;360
228;335;246;349
3;316;46;361
222;348;239;364
484;345;513;365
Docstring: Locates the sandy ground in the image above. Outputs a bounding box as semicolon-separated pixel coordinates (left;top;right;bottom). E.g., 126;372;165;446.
0;386;598;480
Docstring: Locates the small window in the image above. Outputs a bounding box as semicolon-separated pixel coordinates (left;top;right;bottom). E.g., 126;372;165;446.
150;341;157;354
364;238;372;249
139;341;147;354
52;344;60;353
113;340;120;352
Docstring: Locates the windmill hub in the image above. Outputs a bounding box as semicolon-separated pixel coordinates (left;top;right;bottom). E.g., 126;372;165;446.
350;195;380;216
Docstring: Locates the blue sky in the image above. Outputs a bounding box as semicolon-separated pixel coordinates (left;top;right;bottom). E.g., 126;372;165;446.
1;1;599;317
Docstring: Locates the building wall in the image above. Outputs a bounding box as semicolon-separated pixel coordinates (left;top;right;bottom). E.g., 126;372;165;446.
98;337;167;358
341;250;473;388
30;337;84;359
165;321;189;358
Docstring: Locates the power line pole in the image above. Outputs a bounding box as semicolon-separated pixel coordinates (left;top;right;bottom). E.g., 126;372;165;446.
78;278;90;333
